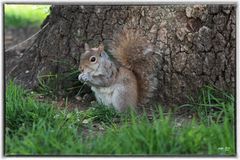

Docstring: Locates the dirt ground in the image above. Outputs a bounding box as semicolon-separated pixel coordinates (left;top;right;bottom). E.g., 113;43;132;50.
5;27;39;50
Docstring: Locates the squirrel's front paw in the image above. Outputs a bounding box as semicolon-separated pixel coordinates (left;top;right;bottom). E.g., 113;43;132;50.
78;73;90;82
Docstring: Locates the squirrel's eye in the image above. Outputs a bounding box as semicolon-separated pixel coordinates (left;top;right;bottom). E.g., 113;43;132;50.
89;56;96;63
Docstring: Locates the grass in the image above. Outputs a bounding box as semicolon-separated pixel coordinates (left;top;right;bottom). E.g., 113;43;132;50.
179;86;234;126
4;4;50;28
5;82;235;155
36;63;89;102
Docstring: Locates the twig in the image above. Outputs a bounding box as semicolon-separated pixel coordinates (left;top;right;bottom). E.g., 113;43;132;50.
75;82;86;97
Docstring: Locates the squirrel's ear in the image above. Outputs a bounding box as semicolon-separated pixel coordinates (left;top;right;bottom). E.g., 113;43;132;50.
84;43;90;51
98;43;104;52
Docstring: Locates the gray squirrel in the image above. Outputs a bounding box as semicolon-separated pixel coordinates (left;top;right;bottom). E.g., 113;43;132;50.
78;29;157;111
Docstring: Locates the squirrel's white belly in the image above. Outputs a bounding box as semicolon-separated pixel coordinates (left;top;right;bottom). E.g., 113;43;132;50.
91;86;115;107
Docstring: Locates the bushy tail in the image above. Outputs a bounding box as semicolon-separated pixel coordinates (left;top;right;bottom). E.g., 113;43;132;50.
110;29;158;106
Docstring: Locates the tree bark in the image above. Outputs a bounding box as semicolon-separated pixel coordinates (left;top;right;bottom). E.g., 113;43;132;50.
5;4;236;106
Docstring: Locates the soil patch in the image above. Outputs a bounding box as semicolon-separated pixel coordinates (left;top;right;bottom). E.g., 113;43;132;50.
5;27;39;50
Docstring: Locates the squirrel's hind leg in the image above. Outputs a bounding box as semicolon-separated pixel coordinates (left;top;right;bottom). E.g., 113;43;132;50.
112;86;137;112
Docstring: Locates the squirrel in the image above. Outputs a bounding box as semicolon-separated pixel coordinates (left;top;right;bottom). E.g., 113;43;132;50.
78;29;158;112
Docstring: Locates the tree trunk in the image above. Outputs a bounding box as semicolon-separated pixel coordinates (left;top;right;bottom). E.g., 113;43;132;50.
5;4;236;106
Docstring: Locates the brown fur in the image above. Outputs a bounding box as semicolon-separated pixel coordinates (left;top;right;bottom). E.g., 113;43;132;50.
110;29;157;106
